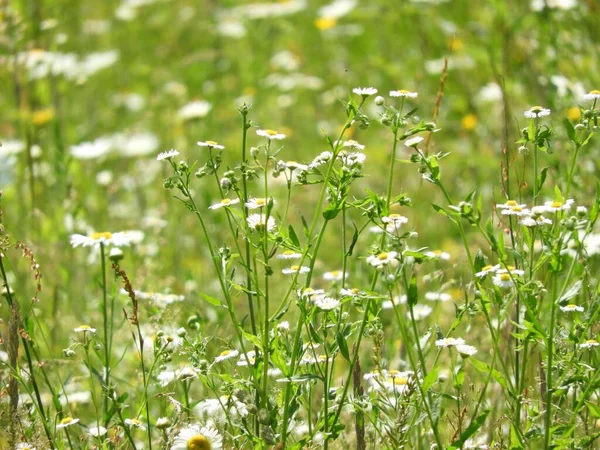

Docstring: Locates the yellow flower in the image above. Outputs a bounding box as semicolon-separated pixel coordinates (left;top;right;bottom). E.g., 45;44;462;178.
450;38;464;51
461;113;477;131
315;17;337;30
567;106;581;122
31;108;55;126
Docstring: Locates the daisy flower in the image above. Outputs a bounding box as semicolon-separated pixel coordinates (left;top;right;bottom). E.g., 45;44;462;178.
342;139;366;150
246;198;273;209
280;160;308;171
74;325;96;333
493;273;516;289
524;106;551;118
366;251;399;268
363;369;383;381
583;90;600;101
197;140;225;150
435;337;466;348
500;204;530;216
410;304;433;320
520;215;552;227
404;136;424;147
456;344;478;357
495;266;525;276
352;87;378;97
209;198;240;210
323;270;345;281
256;129;286;140
390;90;418;98
298;287;325;299
382;214;409;226
214;349;239;363
314;296;340;311
579;339;599;349
560;304;584;313
496;200;525;210
282;265;311;275
178;100;212;120
57;416;80;429
157;149;180;161
237;351;256;366
171;424;223;450
277;250;302;260
543;199;574;213
340;287;362;297
425;250;451;261
247;214;276;232
70;231;134;248
475;264;499;277
16;444;37;450
89;426;108;437
124;418;146;430
424;292;452;302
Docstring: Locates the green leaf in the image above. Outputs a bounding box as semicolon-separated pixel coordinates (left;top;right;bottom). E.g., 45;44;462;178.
407;274;418;306
346;223;359;257
431;203;449;217
564;117;577;144
288;225;300;247
198;292;222;307
422;366;439;392
559;280;582;304
537;166;548;193
241;330;263;350
554;185;565;203
336;332;350;362
323;204;341;220
448;408;491;449
474;249;486;274
469;358;508;390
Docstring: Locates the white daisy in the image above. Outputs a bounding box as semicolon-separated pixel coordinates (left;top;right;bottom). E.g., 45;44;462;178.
435;337;466;348
560;304;584;313
277;250;302;260
178;100;212;120
70;231;133;248
282;265;311;275
246;214;277;232
520;215;552;227
309;151;333;169
500;205;531;216
352;87;378;97
341;139;365;150
16;444;37;450
280;160;308;171
424;292;452;302
425;250;451;261
579;339;599;349
409;304;433;320
363;369;383;381
583;90;600;101
298;287;326;299
89;426;108;437
56;416;80;429
197;140;225;150
209;198;240;210
74;325;96;333
456;344;478;357
237;351;256;366
496;200;525;210
493;273;516;289
314;296;340;311
543;199;575;213
475;264;499;277
404;136;424;147
340;287;362;297
171;424;223;450
157;149;180;161
214;349;239;363
245;198;273;209
495;266;525;276
323;270;345;281
382;294;407;309
124;418;146;430
524;106;551;118
256;129;286;140
390;90;418;98
366;251;399;268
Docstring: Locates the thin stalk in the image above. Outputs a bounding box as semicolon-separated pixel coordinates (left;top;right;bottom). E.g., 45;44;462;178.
100;243;111;423
544;273;559;448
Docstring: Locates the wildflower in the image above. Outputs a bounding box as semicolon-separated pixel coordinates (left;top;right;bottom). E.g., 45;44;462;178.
70;231;133;248
382;294;407;309
579;339;599;349
256;129;286;140
323;270;345;281
560;304;584;313
277;321;290;331
410;304;433;320
282;265;311;275
363;369;382;381
342;139;366;150
543;199;575;213
280;160;308;171
390;90;418;98
157;149;180;161
31;108;55;126
74;325;96;333
340;287;362;297
425;250;451;261
524;106;551;118
366;251;399;268
298;287;325;299
314;296;340;310
309;151;333;169
404;136;424;147
520;215;552;227
178;100;212;120
584;90;600;101
209;198;240;210
493;273;515;289
496;200;525;210
214;349;239;363
352;87;378;97
246;198;273;209
237;351;256;366
500;204;530;216
461;113;478;131
89;426;108;437
496;266;525;276
16;444;37;450
424;292;452;302
124;418;146;430
435;337;466;348
70;137;113;160
57;416;80;429
456;344;478;357
277;250;302;260
171;424;223;450
198;140;225;149
247;214;277;232
156;417;170;429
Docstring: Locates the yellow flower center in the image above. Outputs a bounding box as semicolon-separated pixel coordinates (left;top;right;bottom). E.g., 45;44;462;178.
461;113;477;131
398;90;410;94
389;214;401;219
551;201;563;208
330;271;340;276
506;200;517;207
589;90;600;95
221;199;232;205
187;434;212;450
219;350;232;357
282;250;295;255
393;377;408;385
90;231;112;240
564;304;577;310
290;265;300;271
79;325;91;330
388;369;400;377
32;108;55;126
265;129;278;136
255;198;266;206
511;206;523;212
507;266;516;271
351;288;360;294
377;252;389;260
500;274;511;282
585;339;598;344
315;17;337;30
481;265;493;271
531;105;544;112
205;140;217;146
61;417;73;425
433;250;442;256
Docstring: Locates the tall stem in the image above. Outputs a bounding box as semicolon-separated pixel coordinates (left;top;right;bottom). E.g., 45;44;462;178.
100;243;110;423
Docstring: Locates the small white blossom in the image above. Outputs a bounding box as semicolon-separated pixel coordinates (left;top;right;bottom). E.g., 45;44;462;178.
57;417;80;429
282;265;311;275
404;136;424;147
209;198;240;210
314;296;340;310
543;199;575;213
89;426;108;437
456;344;478;357
583;90;600;101
524;106;551;118
366;251;399;268
247;214;277;232
178;100;212;120
214;349;239;363
74;325;96;333
256;129;286;140
323;270;345;281
435;337;466;348
197;140;224;149
352;87;378;97
157;149;180;161
560;304;584;313
277;250;302;260
390;90;418;98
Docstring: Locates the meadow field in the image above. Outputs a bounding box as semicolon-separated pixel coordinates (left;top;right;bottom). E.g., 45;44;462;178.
1;0;600;448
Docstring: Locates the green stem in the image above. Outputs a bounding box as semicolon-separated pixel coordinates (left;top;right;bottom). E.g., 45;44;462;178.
544;273;559;448
100;243;111;424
